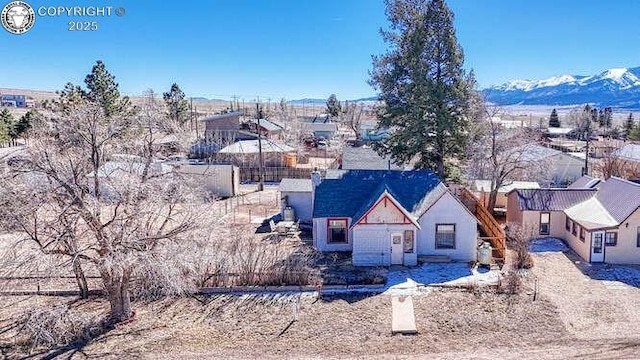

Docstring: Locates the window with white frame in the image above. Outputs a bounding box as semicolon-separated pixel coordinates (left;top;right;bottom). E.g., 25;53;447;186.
435;224;455;249
327;219;348;244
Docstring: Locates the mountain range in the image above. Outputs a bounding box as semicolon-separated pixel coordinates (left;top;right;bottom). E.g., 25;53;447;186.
483;67;640;109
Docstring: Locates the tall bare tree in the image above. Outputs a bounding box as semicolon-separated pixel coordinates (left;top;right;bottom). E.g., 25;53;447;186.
0;92;210;323
341;102;365;141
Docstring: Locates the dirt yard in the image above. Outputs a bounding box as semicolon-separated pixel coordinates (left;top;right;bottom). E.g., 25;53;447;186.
1;237;640;359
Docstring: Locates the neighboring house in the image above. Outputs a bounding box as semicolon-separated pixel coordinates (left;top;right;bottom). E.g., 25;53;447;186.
86;155;173;197
312;170;478;266
506;177;640;264
341;146;405;171
612;143;640;179
246;118;284;140
472;180;540;212
279;178;313;223
520;144;584;186
304;122;338;139
217;139;295;167
200;111;243;142
174;163;239;198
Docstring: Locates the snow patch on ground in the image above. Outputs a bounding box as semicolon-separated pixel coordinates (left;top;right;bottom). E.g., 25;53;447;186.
530;238;568;253
381;263;501;296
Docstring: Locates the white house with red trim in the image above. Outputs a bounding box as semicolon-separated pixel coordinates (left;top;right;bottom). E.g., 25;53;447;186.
311;170;479;266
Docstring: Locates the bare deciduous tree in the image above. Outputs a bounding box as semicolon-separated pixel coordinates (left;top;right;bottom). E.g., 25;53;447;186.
0;93;212;323
466;105;547;210
340;102;365;141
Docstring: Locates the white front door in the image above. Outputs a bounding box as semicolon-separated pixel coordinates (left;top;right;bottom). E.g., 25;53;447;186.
591;231;605;263
391;233;403;265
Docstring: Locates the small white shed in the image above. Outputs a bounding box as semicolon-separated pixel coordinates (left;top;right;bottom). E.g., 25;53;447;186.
176;163;240;198
279;178;313;223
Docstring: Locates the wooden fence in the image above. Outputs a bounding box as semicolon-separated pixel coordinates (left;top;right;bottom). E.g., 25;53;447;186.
239;167;313;182
456;186;506;261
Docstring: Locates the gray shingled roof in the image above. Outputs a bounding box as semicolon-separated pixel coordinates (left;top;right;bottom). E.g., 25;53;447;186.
279;178;312;193
513;189;596;211
595;177;640;223
341;146;404;171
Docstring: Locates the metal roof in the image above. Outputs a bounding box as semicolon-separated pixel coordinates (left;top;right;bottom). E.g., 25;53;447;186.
513;188;596;211
473;180;540;193
518;144;562;162
248;118;283;132
218;139;295;154
595;177;640;223
564;197;618;230
279;178;313;193
199;111;243;122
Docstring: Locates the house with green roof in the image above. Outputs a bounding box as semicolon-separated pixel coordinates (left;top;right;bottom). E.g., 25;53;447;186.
311;169;479;266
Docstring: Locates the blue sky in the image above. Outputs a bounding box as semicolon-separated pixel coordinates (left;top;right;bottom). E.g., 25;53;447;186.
2;0;640;100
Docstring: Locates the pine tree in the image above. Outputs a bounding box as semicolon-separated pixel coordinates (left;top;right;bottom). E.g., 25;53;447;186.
548;108;560;127
625;112;635;138
370;0;474;179
628;123;640;142
0;109;14;145
15;109;36;138
84;60;130;116
163;83;190;125
326;94;341;118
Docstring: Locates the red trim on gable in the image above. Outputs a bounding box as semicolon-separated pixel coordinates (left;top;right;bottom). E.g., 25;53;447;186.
353;194;413;227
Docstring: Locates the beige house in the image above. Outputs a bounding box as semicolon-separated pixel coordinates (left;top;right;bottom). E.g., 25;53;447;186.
506;177;640;264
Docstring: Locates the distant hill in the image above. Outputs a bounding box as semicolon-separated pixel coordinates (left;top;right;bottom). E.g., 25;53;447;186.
483;67;640;109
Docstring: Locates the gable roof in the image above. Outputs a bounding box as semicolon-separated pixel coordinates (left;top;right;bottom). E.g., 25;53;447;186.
519;144;562;162
313;170;441;218
512;188;596;211
594;177;640;223
351;189;421;229
341;146;405;171
565;197;618;230
279;178;312;193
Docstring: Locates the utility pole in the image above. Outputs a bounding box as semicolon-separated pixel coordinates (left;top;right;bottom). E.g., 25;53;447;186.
257;100;265;191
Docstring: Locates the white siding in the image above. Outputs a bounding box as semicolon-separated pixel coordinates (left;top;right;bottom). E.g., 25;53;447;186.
417;192;477;261
313;217;353;252
352;224;418;266
281;191;313;223
178;164;239;197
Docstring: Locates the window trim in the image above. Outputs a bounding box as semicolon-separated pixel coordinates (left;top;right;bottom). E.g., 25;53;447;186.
540;212;550;236
435;223;456;250
580;227;585;242
326;218;348;244
565;217;571;231
637;226;640;247
605;232;617;246
403;230;414;253
571;222;577;236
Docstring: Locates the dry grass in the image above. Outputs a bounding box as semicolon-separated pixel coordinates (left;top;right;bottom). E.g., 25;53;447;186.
0;289;568;359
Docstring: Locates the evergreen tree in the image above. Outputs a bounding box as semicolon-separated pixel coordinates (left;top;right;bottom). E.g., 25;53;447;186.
163;83;190;125
625;112;634;138
603;107;612;128
15;109;37;138
0;109;15;145
548;108;560;127
628;123;640;142
326;94;341;118
370;0;474;179
84;60;130;116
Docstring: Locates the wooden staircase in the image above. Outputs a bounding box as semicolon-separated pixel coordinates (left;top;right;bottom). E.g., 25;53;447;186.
454;186;506;263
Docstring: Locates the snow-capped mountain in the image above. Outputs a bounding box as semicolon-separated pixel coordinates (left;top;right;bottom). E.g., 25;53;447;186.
483;67;640;108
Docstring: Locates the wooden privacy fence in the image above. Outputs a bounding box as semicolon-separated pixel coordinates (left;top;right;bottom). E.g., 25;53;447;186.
456;186;506;261
240;167;313;182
